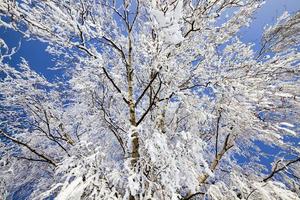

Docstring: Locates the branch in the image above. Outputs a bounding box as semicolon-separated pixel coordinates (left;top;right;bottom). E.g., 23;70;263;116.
198;134;233;184
76;44;97;58
179;82;211;91
75;43;129;105
184;20;201;38
14;156;53;164
100;2;126;22
182;192;205;200
263;157;300;182
102;36;127;63
92;91;126;155
246;189;258;200
215;110;222;158
102;67;130;105
136;75;162;126
42;110;71;156
129;0;140;31
0;130;57;167
135;71;159;107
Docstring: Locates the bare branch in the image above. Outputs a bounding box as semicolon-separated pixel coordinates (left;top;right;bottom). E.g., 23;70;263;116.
198;134;233;184
135;71;159;107
136;75;162;126
215;110;222;158
263;157;300;182
0;130;57;167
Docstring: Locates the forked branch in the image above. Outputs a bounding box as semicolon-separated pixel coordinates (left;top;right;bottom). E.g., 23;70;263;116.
263;157;300;182
0;130;57;167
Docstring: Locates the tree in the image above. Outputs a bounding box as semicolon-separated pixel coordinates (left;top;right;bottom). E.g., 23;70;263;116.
0;0;299;199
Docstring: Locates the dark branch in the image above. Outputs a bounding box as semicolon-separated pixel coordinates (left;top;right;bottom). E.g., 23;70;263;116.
0;130;57;167
182;191;205;200
102;67;130;105
215;110;222;158
135;71;159;107
137;75;162;126
263;157;300;182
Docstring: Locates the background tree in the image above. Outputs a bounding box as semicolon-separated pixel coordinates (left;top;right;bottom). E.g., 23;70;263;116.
0;0;299;199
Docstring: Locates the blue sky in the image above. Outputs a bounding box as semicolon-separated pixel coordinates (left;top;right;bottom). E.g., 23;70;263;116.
0;27;55;80
241;0;300;46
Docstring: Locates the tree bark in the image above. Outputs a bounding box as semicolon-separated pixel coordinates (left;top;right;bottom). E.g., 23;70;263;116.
127;33;139;168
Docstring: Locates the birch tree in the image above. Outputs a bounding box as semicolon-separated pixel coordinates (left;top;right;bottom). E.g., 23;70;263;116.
0;0;299;199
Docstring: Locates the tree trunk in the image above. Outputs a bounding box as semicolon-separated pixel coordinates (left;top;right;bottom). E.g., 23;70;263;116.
127;34;139;168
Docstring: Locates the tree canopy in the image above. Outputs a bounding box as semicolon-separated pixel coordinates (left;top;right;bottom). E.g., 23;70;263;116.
0;0;299;199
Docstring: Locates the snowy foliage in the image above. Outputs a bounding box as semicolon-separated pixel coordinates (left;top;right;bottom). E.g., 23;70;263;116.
0;0;300;199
